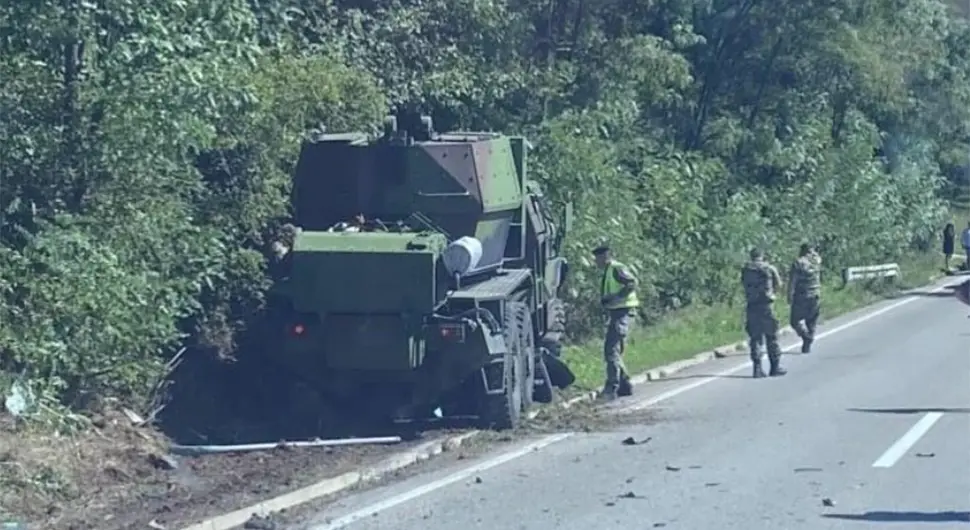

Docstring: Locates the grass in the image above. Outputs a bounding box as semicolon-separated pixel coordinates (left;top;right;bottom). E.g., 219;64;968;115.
561;250;951;391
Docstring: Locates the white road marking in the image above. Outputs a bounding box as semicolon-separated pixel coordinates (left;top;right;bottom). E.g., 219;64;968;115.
872;412;944;468
621;283;953;413
307;433;572;530
306;282;954;528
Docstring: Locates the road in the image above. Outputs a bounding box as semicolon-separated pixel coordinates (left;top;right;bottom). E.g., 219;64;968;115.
293;280;970;530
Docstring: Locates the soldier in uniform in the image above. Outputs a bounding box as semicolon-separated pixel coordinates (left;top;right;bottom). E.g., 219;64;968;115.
741;248;786;378
593;245;639;400
788;243;822;353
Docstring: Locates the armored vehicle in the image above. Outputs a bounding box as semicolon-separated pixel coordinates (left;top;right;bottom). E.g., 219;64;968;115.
269;114;575;429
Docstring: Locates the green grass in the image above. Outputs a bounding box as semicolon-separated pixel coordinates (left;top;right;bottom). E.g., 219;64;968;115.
561;251;950;391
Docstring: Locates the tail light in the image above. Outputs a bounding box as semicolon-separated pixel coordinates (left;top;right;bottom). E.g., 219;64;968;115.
438;323;466;342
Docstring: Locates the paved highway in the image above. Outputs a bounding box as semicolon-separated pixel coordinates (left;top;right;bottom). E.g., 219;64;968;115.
295;280;970;530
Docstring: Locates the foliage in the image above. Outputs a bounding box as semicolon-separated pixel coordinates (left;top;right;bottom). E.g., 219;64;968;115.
1;0;966;416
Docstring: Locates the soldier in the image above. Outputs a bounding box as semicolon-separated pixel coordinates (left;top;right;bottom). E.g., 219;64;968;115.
788;243;822;353
740;248;786;378
593;245;639;400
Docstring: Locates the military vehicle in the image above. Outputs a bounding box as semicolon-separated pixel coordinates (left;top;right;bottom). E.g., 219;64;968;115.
268;114;575;430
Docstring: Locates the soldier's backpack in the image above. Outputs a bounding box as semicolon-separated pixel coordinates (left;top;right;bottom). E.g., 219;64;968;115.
742;262;772;304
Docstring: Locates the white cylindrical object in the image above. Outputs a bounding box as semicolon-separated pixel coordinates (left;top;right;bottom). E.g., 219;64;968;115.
442;236;484;276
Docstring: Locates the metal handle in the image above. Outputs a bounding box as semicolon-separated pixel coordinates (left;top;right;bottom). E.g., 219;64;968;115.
416;191;471;197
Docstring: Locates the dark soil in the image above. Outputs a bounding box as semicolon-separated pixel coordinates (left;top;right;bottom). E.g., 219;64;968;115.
0;406;454;530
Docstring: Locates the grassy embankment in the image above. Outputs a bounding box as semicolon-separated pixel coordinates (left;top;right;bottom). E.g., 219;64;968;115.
562;250;954;391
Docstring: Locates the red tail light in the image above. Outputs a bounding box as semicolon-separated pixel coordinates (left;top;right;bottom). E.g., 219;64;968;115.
438;323;465;342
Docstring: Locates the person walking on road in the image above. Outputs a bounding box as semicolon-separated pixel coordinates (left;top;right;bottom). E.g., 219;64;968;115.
943;223;955;272
741;248;786;378
788;243;822;354
593;245;639;400
961;222;970;271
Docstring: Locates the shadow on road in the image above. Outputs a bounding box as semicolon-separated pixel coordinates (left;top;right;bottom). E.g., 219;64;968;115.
847;407;970;414
659;374;751;381
884;283;959;299
822;511;970;523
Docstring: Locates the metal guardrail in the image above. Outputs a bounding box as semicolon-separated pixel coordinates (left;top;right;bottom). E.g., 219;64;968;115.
841;263;899;287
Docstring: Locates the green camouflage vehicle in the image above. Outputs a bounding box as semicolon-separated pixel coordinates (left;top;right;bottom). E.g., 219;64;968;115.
269;114;575;430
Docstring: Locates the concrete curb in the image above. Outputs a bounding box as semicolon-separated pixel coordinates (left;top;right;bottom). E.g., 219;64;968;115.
179;432;479;530
178;333;734;530
180;274;951;529
556;325;799;410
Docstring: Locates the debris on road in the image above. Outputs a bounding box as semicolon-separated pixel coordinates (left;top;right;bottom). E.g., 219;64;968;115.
149;453;178;470
243;513;279;530
793;467;823;473
665;465;681;472
621;436;651;446
822;498;835;507
168;435;403;456
618;491;645;499
915;452;935;458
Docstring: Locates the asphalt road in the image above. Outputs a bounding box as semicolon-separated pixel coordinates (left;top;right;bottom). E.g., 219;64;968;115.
294;280;970;530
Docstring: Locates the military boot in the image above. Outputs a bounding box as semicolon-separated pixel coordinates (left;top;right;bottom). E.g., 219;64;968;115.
617;377;633;397
768;355;787;376
801;337;813;354
752;357;766;378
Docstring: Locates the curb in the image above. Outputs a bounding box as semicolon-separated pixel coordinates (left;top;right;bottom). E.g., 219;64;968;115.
180;274;951;530
179;326;797;530
179;432;479;530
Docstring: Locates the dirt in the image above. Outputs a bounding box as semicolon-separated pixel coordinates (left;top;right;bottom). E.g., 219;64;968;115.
0;406;449;530
0;388;660;530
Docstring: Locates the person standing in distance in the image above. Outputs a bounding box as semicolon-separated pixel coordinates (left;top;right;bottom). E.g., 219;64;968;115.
942;223;955;272
962;222;970;271
741;248;786;378
593;245;639;400
788;243;822;353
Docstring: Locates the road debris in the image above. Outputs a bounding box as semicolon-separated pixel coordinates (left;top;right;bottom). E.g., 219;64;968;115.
148;453;178;471
168;436;403;456
243;513;278;529
915;452;935;458
618;491;645;499
822;497;835;507
621;436;652;446
665;465;681;471
793;467;823;473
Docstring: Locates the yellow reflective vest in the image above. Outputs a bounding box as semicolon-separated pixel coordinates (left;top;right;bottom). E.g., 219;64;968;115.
601;261;640;309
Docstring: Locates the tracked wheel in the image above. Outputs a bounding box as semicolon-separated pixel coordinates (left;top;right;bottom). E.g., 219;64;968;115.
479;302;533;430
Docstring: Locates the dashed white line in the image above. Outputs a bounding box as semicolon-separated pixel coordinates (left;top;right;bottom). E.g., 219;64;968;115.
305;281;955;528
872;412;945;468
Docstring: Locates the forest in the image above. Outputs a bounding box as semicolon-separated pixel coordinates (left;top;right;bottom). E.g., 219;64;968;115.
1;0;968;422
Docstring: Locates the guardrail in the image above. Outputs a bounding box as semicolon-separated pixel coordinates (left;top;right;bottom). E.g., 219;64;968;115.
840;262;899;288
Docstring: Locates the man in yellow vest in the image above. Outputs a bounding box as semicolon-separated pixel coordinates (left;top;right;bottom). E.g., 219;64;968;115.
593;245;640;400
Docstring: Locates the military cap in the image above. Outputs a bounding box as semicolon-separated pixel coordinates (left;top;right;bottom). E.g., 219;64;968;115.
749;247;764;260
592;244;610;256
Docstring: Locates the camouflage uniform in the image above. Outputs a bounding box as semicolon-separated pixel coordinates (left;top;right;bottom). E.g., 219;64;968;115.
740;250;786;378
789;249;822;353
